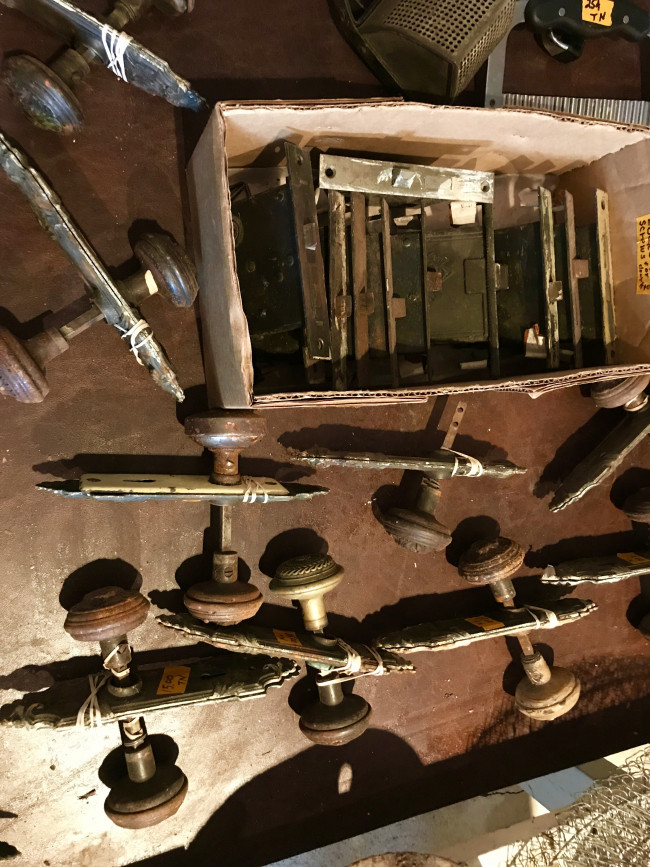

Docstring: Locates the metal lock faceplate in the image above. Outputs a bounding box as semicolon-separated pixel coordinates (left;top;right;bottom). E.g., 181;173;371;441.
495;223;601;349
231;186;304;341
367;226;490;354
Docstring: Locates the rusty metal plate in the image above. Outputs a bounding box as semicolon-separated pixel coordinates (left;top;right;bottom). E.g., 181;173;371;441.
318;154;494;204
286;142;331;363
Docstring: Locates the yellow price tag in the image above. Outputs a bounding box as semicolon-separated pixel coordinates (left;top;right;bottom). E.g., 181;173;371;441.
617;552;650;565
582;0;614;27
582;0;614;26
273;629;302;646
636;214;650;294
465;615;504;631
156;665;190;696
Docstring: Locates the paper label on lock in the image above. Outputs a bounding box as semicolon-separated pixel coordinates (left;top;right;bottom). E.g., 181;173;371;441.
273;629;302;646
465;615;504;631
617;552;650;566
636;214;650;294
156;665;190;696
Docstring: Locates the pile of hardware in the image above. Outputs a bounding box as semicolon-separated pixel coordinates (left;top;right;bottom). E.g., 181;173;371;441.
231;142;614;393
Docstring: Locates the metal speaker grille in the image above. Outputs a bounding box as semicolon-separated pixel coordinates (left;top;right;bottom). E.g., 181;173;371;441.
381;0;515;93
458;0;515;92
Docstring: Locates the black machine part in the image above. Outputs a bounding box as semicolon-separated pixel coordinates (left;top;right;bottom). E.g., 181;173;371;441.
486;0;650;113
328;0;516;100
526;0;650;63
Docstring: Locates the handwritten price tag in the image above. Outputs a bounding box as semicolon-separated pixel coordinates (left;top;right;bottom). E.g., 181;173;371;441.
582;0;614;26
465;615;504;631
156;665;190;696
637;214;650;294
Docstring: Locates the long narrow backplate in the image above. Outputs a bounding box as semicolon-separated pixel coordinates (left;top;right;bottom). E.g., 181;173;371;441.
0;653;299;729
0;0;204;110
328;189;350;389
0;131;184;400
539;186;562;370
375;598;597;653
596;189;616;365
285;142;332;371
563;190;584;368
159;613;414;673
289;447;526;478
37;475;328;502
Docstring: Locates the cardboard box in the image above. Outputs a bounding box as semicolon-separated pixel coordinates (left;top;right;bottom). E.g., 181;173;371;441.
187;100;650;409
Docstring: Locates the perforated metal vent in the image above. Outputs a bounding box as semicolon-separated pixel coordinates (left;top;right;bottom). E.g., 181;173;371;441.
380;0;515;94
458;1;515;90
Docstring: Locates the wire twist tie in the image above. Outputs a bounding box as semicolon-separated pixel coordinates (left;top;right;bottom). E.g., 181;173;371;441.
443;448;485;477
242;477;269;503
318;639;385;684
514;604;559;631
76;673;110;728
102;641;129;671
101;24;131;81
118;319;153;366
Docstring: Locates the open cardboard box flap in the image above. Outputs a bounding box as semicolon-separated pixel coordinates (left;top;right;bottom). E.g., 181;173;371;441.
187;100;650;409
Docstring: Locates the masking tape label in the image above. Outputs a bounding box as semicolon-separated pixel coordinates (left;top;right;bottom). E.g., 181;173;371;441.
465;615;504;631
637;214;650;294
273;629;302;646
582;0;614;26
156;665;190;696
617;552;650;566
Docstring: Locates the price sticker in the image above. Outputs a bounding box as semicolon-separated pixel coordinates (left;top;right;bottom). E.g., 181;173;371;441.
637;214;650;294
582;0;614;26
465;615;504;631
273;629;302;646
156;665;190;696
617;552;650;565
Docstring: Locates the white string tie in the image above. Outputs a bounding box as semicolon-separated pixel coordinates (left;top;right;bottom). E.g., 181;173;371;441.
443;448;485;477
336;638;363;675
318;639;385;684
241;477;269;503
101;24;130;81
516;604;559;631
76;673;110;728
118;319;153;366
102;642;128;671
